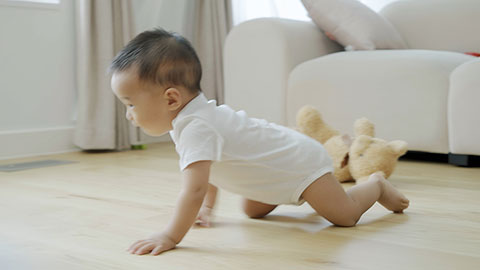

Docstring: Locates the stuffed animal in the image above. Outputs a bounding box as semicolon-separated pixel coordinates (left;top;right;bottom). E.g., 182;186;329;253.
297;105;408;183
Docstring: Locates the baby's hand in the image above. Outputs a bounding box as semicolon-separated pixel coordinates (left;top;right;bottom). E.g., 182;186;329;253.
127;232;176;255
195;205;213;227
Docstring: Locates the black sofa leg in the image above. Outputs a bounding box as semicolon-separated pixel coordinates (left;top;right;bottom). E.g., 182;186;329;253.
448;153;471;167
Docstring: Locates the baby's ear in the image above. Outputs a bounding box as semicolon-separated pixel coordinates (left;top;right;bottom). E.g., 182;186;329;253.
164;88;182;110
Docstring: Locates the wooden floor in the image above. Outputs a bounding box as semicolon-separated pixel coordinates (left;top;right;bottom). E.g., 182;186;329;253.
1;142;479;270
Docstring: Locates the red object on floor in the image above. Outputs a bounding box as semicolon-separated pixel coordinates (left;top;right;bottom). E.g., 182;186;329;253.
465;52;480;57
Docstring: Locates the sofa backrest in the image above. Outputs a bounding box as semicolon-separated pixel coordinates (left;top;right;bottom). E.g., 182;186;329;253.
380;0;480;53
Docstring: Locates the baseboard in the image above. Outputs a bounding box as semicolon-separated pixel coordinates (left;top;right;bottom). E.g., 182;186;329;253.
400;151;449;163
0;126;80;160
401;151;480;167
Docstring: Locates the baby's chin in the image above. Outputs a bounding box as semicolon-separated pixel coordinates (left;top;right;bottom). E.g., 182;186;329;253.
141;128;169;137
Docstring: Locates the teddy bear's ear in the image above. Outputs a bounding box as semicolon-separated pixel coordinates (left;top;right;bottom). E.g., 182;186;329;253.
388;140;408;157
354;117;375;137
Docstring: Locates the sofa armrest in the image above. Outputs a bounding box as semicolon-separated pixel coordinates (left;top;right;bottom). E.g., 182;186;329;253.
448;58;480;155
224;18;342;125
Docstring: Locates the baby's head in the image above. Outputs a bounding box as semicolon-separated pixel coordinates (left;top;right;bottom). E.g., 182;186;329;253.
109;28;202;136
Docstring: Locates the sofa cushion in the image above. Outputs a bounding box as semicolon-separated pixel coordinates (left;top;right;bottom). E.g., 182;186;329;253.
381;0;480;52
301;0;407;50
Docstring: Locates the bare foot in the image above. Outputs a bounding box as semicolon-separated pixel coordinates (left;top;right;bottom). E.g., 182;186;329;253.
370;172;410;213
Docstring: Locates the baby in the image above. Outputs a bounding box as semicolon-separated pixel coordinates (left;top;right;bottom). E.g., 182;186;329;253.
109;28;409;256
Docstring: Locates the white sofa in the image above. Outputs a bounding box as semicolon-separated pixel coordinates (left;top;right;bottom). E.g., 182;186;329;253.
224;0;480;165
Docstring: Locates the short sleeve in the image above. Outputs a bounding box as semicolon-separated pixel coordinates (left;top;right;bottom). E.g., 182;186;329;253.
175;119;224;171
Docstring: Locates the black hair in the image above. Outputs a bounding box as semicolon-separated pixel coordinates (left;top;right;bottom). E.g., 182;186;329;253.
109;28;202;93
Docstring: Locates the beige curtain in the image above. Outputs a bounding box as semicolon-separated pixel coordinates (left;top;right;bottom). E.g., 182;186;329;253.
191;0;233;104
74;0;132;150
74;0;232;150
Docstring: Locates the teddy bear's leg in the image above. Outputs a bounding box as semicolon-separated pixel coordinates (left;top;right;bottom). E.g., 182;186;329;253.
296;105;339;144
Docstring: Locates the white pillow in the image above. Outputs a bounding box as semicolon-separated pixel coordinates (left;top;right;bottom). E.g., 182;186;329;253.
301;0;407;50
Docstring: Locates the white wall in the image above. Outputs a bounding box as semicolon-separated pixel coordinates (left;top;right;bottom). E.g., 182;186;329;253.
0;1;77;160
0;0;194;160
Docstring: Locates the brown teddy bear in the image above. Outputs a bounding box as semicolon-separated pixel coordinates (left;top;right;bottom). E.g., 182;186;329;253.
297;105;407;183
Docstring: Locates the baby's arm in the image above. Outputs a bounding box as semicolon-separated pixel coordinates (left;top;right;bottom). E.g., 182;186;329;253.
203;184;218;208
196;184;218;227
128;160;211;255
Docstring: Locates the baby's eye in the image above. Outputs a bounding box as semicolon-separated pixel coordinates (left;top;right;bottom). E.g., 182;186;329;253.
128;104;134;108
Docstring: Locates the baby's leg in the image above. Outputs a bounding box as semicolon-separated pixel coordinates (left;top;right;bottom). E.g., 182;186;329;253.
242;199;278;219
302;172;409;227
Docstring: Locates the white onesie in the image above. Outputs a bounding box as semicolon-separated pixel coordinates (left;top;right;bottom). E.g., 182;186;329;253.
169;93;333;205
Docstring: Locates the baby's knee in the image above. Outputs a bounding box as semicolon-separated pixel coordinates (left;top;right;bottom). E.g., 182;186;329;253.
329;212;360;227
332;217;359;227
242;199;277;219
242;205;268;219
244;210;267;219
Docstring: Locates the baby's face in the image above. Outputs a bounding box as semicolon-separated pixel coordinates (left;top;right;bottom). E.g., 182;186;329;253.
111;69;173;136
